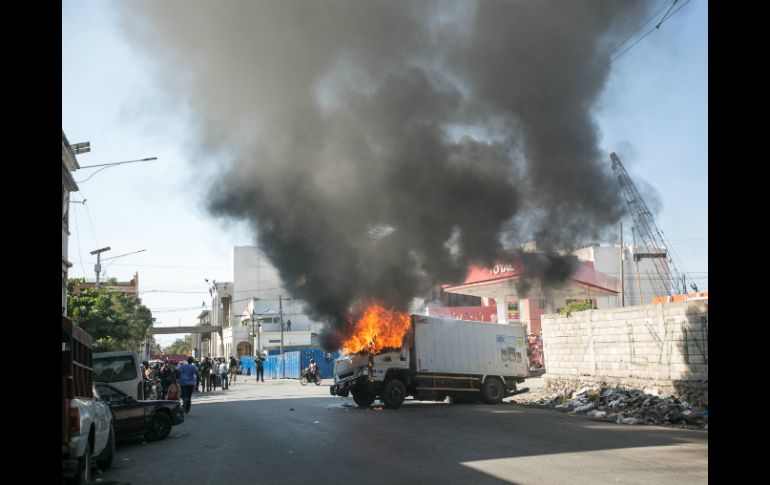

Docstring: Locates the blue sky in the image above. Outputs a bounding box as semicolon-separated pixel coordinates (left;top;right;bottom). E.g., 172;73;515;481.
63;0;707;347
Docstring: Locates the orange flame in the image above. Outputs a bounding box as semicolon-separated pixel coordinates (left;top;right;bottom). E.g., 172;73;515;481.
342;302;411;355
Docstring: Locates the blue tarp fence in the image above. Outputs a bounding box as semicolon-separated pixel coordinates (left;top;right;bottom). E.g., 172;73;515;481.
238;348;340;379
300;349;340;379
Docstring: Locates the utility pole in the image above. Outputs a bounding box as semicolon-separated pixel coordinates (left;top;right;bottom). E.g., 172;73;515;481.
619;222;625;307
250;297;260;357
251;310;256;357
632;226;643;305
90;246;111;289
279;295;284;378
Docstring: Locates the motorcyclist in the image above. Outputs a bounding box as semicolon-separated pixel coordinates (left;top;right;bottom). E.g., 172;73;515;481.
307;359;319;381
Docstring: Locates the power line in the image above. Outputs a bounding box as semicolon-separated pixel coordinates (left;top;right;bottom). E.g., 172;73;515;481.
596;0;691;73
83;200;100;249
70;204;89;278
608;0;677;59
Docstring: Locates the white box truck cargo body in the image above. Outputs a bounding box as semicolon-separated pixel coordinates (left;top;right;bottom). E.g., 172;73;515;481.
330;315;528;409
414;315;528;376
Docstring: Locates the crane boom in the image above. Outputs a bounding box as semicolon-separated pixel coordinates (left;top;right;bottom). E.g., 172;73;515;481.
610;152;689;297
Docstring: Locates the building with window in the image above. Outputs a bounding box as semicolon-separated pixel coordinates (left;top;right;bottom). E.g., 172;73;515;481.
208;246;324;359
62;131;80;315
442;252;619;335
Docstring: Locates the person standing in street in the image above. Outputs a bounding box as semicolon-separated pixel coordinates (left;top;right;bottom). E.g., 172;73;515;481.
256;354;264;382
286;319;291;332
178;357;199;414
209;358;218;391
229;356;239;386
220;359;229;390
200;358;212;392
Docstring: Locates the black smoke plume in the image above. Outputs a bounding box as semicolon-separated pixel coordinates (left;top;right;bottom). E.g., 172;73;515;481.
117;1;651;347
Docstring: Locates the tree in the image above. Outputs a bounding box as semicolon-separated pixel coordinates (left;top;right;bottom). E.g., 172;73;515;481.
67;278;154;353
164;335;192;356
558;300;594;317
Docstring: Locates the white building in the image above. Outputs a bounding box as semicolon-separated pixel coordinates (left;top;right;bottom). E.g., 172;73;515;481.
232;246;321;332
209;247;324;359
572;243;671;308
208;281;233;357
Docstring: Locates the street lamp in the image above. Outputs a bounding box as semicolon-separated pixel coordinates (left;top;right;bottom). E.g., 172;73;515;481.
92;248;147;291
89;246;111;289
76;157;158;184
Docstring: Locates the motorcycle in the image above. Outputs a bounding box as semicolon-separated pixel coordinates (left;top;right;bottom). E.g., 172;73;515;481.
300;367;322;386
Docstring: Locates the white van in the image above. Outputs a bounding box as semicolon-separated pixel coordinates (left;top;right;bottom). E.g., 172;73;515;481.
93;351;145;400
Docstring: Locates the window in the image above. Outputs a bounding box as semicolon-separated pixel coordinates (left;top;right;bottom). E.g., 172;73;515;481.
93;356;138;382
95;384;126;403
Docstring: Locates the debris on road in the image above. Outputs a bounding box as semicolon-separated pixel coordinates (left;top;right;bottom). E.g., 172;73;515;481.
516;385;708;428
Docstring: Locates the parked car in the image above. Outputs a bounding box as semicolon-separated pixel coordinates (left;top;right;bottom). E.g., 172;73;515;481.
94;382;184;441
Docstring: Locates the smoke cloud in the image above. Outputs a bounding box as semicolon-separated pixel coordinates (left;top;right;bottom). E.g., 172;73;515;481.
117;0;651;344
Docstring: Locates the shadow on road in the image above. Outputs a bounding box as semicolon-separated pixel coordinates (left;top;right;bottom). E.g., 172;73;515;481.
108;392;706;485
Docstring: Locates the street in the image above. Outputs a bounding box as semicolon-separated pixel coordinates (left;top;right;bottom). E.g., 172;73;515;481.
100;376;707;485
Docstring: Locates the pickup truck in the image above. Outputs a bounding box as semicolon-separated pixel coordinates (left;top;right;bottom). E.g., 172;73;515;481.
62;316;115;484
330;315;528;409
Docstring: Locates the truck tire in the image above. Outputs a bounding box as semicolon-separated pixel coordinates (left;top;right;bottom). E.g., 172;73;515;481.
96;424;115;470
70;439;92;485
352;389;375;407
382;379;406;409
481;377;504;404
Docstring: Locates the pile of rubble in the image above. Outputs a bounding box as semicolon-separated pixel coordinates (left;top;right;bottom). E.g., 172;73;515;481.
527;386;708;428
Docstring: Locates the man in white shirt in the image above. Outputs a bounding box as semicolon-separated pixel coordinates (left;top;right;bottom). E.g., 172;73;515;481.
220;359;229;390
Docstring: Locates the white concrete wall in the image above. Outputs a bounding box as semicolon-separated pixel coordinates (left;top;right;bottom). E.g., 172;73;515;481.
259;331;317;351
541;301;708;403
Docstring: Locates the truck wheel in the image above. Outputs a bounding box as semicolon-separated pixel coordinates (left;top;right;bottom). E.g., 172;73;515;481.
481;378;504;404
352;390;375;407
96;424;115;470
145;412;172;441
70;440;92;485
382;379;406;409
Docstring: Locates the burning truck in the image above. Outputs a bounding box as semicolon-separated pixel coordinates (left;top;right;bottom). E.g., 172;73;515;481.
330;304;528;409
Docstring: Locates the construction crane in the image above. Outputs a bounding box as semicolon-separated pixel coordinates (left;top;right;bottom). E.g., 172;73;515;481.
610;152;692;298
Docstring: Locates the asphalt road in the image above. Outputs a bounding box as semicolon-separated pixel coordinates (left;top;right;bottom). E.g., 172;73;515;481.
98;375;707;485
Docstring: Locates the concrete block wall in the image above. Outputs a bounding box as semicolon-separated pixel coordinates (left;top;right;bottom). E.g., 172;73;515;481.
541;301;708;404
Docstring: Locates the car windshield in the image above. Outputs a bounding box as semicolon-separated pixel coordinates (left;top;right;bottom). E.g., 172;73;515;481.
94;355;138;383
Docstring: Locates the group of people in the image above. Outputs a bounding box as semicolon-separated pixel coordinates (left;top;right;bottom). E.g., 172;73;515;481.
142;360;182;401
197;356;238;392
141;356;244;414
140;353;284;414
